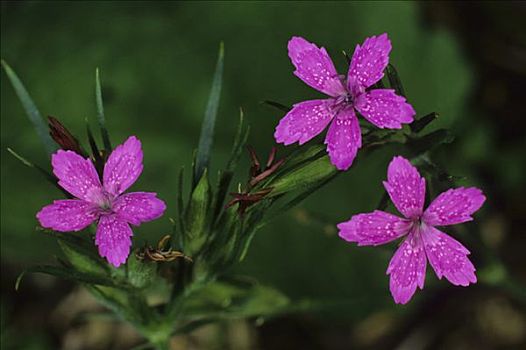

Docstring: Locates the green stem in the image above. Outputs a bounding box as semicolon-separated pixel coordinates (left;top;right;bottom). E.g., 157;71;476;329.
151;340;170;350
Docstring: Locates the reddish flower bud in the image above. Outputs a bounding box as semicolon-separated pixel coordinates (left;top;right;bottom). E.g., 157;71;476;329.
48;116;86;156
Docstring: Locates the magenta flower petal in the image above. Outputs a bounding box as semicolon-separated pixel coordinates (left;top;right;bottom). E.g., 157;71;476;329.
36;199;99;232
355;89;415;129
348;33;392;90
113;192;166;226
103;136;144;196
288;36;346;97
383;156;426;219
278;34;415;171
423;187;486;226
338;210;411;246
324;108;362;171
95;214;133;267
52;150;102;201
37;136;166;267
339;155;485;303
274;99;334;145
422;225;476;286
387;233;427;304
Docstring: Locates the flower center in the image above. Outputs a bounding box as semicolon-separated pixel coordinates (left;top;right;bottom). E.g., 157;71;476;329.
86;187;114;212
99;196;113;211
335;93;353;107
332;93;354;116
407;216;426;237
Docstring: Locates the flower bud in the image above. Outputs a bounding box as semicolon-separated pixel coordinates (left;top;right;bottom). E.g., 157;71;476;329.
185;169;211;254
48;116;86;156
266;154;338;197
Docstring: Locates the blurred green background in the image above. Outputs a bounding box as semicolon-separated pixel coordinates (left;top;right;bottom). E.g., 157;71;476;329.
1;1;525;349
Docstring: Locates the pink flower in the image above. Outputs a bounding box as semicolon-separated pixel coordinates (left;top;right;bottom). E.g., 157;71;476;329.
338;156;486;304
37;136;166;267
275;34;415;170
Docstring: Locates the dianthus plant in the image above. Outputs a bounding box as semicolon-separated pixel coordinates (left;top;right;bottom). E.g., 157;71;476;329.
3;33;494;350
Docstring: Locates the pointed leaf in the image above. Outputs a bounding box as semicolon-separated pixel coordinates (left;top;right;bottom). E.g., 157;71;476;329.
7;148;69;196
212;169;233;223
2;60;57;154
39;227;88;248
376;191;390;210
176;167;187;249
261;100;291;113
407;129;455;154
410;112;439;133
234;199;274;263
266;155;338;197
194;42;224;185
182;281;289;320
95;68;112;152
16;265;127;291
186;169;212;255
386;63;406;97
226;108;250;173
58;240;108;276
205;206;239;266
173;318;218;336
371;78;386;90
212;110;250;222
87;285;148;326
86;120;104;176
256;144;325;189
341;50;352;65
261;171;339;226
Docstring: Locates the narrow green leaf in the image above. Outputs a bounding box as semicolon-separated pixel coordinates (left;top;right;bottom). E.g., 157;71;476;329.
191;149;198;189
173;318;218;336
86;121;100;158
130;342;160;350
181;281;289;320
410;112;439;133
176;167;187;249
279;172;338;213
194;42;224;184
386;63;405;97
86;120;105;176
1;60;57;154
376;191;390;210
7;148;69;196
212;109;250;222
262;172;339;226
253;144;325;192
371;77;385;90
226;108;249;172
407;129;455;154
416;156;466;186
39;227;91;249
95;68;112;152
58;240;108;276
186;169;212;255
87;285;147;326
234;200;274;263
211;169;233;223
341;50;352;64
266;155;338;197
204;205;239;269
261;100;291;113
15;265;127;291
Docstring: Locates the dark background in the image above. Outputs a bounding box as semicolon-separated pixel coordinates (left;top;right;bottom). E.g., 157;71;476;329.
1;1;525;349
